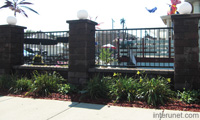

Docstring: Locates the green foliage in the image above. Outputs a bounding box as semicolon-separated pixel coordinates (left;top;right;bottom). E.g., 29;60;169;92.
0;74;17;90
57;84;78;95
99;48;113;64
84;75;110;99
58;84;70;95
68;84;79;93
138;76;175;106
109;75;141;102
177;89;200;104
86;72;174;106
26;71;65;96
12;77;32;94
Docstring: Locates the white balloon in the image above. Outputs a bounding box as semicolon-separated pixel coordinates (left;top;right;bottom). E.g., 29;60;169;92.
7;16;17;25
178;2;192;14
77;10;88;19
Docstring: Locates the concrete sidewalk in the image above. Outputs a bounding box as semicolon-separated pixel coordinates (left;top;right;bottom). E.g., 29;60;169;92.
0;96;199;120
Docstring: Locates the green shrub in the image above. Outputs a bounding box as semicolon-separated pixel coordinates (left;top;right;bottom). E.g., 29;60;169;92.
68;84;79;93
13;77;32;94
26;71;65;96
177;88;200;104
138;76;175;106
109;75;141;102
57;84;78;95
85;72;174;106
84;75;110;99
99;48;113;64
58;84;70;95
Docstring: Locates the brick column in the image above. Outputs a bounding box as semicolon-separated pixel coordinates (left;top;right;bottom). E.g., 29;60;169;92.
67;20;97;85
172;14;200;90
0;25;26;75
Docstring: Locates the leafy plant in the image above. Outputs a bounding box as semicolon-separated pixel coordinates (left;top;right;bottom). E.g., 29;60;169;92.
84;75;110;99
99;48;113;64
138;76;174;106
26;71;65;96
58;84;70;95
12;77;32;94
0;0;39;17
177;88;200;104
109;75;141;102
68;84;79;93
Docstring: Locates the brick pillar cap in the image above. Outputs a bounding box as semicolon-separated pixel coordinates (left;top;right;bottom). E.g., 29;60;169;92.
66;19;98;25
171;14;200;20
0;24;27;29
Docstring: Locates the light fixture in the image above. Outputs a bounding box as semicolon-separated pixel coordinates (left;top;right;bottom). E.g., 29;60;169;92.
77;10;88;19
178;2;192;14
7;16;17;25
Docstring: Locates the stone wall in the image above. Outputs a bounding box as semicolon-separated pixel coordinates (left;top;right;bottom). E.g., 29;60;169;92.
172;14;200;90
0;25;26;75
67;20;97;85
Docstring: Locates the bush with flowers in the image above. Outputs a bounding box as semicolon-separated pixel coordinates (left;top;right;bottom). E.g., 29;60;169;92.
32;55;44;65
84;71;174;106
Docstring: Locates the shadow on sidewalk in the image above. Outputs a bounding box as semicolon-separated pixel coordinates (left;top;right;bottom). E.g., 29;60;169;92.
69;102;106;110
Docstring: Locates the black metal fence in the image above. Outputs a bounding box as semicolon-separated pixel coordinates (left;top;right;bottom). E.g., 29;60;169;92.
23;28;175;68
24;31;69;66
95;27;174;68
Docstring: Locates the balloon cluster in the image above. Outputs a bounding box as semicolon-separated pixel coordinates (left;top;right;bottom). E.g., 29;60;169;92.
167;0;181;15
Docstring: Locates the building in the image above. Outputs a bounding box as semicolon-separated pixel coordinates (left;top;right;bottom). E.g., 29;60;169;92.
160;0;200;62
186;0;200;13
161;0;200;27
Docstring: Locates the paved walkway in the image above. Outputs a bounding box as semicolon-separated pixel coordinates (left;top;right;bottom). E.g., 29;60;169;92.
0;96;199;120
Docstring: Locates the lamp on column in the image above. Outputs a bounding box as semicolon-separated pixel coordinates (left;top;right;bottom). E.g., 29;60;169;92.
7;16;17;25
77;10;88;19
178;2;192;14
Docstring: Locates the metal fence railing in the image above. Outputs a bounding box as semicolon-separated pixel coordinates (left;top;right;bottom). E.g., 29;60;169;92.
199;26;200;63
23;28;174;68
95;27;174;68
24;31;69;66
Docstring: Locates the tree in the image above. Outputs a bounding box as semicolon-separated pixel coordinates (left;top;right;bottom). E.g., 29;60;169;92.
0;0;39;17
120;18;125;29
120;18;126;39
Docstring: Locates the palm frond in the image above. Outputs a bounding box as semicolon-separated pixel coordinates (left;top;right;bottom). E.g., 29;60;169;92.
0;0;39;17
5;0;13;5
5;0;12;4
120;18;125;24
0;0;13;9
20;8;28;17
20;6;39;15
19;2;33;5
0;4;13;9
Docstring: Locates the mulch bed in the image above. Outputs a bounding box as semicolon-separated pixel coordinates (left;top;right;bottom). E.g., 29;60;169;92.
1;91;200;112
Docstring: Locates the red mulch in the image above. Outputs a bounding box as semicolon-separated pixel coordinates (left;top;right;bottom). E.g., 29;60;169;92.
1;91;200;112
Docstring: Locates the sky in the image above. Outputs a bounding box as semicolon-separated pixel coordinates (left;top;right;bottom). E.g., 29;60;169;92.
0;0;185;31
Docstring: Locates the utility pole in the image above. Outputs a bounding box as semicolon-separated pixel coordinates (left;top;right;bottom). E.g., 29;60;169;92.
112;19;115;29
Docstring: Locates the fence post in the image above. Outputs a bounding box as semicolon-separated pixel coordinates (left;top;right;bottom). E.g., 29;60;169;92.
67;20;97;85
0;25;26;75
172;14;200;90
